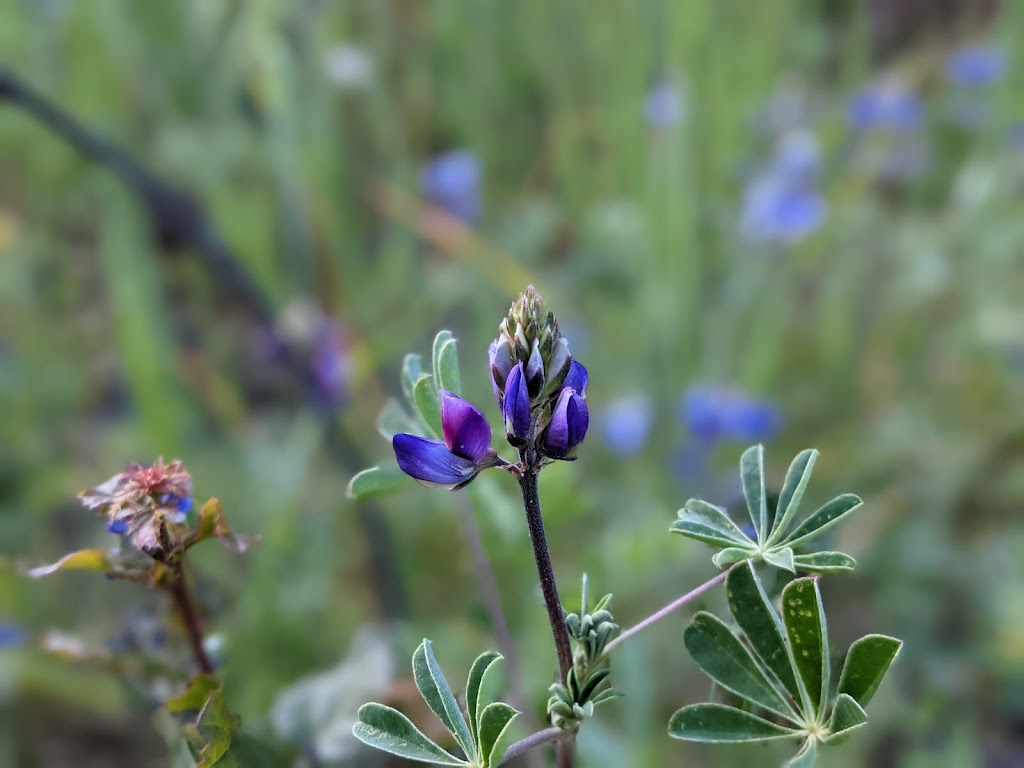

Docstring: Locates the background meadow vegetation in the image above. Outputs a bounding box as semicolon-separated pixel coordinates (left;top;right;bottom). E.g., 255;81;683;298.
2;1;1023;765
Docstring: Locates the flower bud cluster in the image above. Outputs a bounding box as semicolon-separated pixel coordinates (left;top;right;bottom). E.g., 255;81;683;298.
490;286;588;461
547;577;621;731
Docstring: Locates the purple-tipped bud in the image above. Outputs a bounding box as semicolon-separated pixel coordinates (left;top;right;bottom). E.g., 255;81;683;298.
489;337;515;404
563;360;588;397
526;340;545;398
503;363;532;443
542;387;589;459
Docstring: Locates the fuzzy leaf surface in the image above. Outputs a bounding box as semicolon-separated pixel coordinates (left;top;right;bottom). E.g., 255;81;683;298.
433;332;462;397
782;578;828;715
668;703;802;743
837;634;902;707
769;449;818;545
347;466;409;500
823;693;868;745
413;374;443;438
477;702;518;768
466;651;502;745
792;552;857;573
353;703;468;765
785;739;818;768
413;640;474;758
784;494;863;548
740;445;768;541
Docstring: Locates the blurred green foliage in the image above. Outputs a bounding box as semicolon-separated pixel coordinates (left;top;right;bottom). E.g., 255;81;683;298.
2;0;1024;765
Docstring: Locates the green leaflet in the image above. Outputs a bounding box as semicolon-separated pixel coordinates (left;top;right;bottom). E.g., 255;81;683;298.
785;494;863;548
668;703;802;743
823;694;868;745
413;374;443;438
466;651;503;746
353;703;468;766
837;634;902;707
740;445;768;541
768;449;818;546
781;578;829;717
347;465;409;500
413;640;475;758
477;702;518;767
433;331;462;397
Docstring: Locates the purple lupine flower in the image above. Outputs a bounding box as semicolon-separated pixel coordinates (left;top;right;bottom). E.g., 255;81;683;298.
393;390;497;489
721;396;782;443
600;394;654;456
680;386;731;441
489;336;516;405
847;83;923;133
421;150;481;223
946;45;1008;87
542;385;589;459
502;362;532;443
644;81;685;131
562;360;588;396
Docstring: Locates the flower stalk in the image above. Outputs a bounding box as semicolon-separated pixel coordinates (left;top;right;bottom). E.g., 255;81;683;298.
169;562;215;676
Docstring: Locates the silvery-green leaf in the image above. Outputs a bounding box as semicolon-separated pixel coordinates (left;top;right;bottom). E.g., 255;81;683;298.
668;703;802;743
726;562;801;703
433;332;462;397
791;552;856;574
768;449;818;545
347;466;408;501
837;634;902;707
465;651;502;744
712;547;757;569
740;445;768;542
401;354;424;404
684;612;799;722
377;398;423;439
785;738;818;768
783;494;863;548
477;702;518;768
353;703;468;765
671;518;751;551
413;374;443;438
680;499;753;543
413;640;474;758
822;694;868;745
763;547;796;573
781;578;828;717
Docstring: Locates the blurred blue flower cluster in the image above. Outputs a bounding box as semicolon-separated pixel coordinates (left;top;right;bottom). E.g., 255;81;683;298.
421;150;482;223
740;131;827;244
600;394;655;456
644;80;685;131
679;385;781;444
847;81;923;133
946;45;1008;87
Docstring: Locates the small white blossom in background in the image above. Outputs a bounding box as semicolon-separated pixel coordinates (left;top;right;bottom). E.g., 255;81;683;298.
323;44;375;90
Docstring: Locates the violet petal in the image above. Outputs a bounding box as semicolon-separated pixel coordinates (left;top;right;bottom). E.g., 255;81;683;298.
502;363;532;440
544;388;589;457
439;390;492;462
563;360;588;396
393;433;481;487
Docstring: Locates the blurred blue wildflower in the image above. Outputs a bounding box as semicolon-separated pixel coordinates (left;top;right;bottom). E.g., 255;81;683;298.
740;176;826;244
946;45;1008;87
107;518;130;536
0;622;26;648
847;83;923;132
769;131;821;182
600;394;654;456
421;150;481;223
679;385;781;444
644;81;685;130
311;320;351;406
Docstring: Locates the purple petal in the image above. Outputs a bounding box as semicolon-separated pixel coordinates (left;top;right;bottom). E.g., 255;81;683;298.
502;363;532;440
489;337;514;404
439;390;491;462
543;388;590;458
563;360;588;396
393;433;481;488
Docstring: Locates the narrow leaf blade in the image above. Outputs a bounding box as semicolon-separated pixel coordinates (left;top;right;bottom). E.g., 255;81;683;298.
401;354;424;405
353;703;468;765
347;466;409;500
784;494;863;548
413;374;443;438
477;702;518;768
781;578;828;716
466;651;503;742
668;703;802;743
414;640;475;759
680;499;753;543
823;693;868;745
763;547;796;573
792;551;857;574
434;334;462;397
671;519;752;551
837;634;902;707
684;612;799;721
726;561;802;702
769;449;818;544
740;445;768;542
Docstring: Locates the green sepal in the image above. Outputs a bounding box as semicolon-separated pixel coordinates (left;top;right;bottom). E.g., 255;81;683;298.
726;562;802;703
781;578;828;717
784;494;863;548
768;449;818;546
684;611;799;722
413;375;443;438
432;331;462;397
837;634;902;707
740;445;768;542
353;703;468;765
791;552;857;574
477;702;518;768
823;694;868;745
413;640;474;758
763;547;796;573
668;703;803;743
347;466;409;500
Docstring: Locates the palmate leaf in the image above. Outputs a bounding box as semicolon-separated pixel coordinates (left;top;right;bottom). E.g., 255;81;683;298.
353;703;468;766
684;612;799;722
712;546;757;568
413;640;475;759
763;547;795;574
781;578;828;717
668;703;802;743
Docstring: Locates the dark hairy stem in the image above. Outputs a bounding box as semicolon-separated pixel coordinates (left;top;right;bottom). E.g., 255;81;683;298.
516;469;574;768
169;563;215;675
